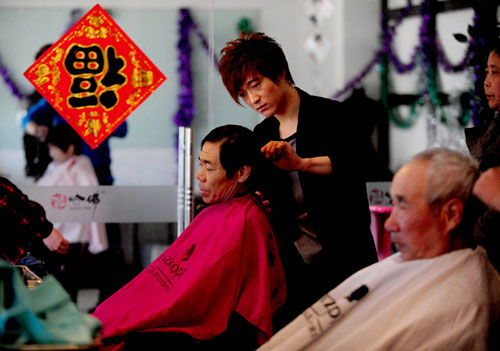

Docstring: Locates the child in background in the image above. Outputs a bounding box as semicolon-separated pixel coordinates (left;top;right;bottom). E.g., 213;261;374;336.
37;123;108;302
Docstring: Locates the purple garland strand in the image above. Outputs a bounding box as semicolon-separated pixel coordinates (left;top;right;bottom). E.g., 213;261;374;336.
173;8;196;127
437;20;478;72
191;22;220;69
173;8;221;128
332;52;380;100
0;62;24;100
383;0;420;73
333;0;479;100
436;12;477;72
333;0;418;99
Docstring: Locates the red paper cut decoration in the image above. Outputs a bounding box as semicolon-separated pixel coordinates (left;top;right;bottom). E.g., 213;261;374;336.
24;4;166;149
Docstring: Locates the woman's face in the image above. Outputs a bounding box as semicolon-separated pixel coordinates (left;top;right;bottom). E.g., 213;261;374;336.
48;143;73;163
484;51;500;111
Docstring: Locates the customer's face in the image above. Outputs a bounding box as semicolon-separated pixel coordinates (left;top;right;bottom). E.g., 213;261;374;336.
484;51;500;111
48;143;72;164
196;140;242;205
384;160;446;261
238;74;288;118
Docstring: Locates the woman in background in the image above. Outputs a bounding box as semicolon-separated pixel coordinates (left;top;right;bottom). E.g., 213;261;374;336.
37;123;108;302
465;43;500;272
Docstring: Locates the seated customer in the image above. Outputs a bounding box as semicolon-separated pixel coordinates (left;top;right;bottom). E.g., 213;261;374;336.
92;125;286;350
258;148;500;351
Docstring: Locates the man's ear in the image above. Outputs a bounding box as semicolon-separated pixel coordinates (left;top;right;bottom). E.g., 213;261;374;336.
441;198;464;234
237;165;251;183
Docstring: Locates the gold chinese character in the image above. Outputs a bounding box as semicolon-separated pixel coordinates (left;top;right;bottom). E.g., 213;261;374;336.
89;15;104;27
35;64;50;85
84;118;102;137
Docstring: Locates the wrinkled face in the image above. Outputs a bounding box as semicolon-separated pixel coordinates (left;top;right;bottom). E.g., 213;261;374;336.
238;74;288;118
384;160;445;261
196;141;242;205
484;51;500;111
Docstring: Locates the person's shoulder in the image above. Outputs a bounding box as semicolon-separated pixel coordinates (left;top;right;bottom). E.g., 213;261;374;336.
253;116;279;142
438;247;500;302
69;155;98;176
245;196;273;232
297;87;344;122
0;177;17;194
0;176;11;186
254;115;278;131
75;154;93;165
470;246;500;282
228;193;256;208
297;87;341;106
225;194;266;217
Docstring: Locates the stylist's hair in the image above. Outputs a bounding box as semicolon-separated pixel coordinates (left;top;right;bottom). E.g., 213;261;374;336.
201;124;261;190
412;148;481;243
218;32;294;104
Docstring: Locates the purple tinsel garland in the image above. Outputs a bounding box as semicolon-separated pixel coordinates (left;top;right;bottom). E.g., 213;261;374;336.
0;63;24;99
173;8;220;128
333;0;480;100
191;23;220;69
173;8;196;127
436;12;478;73
384;0;420;73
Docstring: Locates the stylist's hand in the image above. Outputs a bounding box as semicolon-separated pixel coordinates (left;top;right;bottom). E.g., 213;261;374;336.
255;191;272;216
43;228;69;254
261;141;302;171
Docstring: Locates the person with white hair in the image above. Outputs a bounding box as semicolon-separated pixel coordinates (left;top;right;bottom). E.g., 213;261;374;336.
258;148;500;351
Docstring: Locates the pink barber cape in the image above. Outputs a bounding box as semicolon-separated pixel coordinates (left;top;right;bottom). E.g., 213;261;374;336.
93;193;286;345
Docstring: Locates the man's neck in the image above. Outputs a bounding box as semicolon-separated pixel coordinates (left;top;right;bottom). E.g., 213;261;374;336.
449;236;471;252
275;86;300;139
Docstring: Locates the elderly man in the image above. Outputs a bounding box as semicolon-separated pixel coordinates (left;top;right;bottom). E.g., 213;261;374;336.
259;148;500;351
93;125;286;350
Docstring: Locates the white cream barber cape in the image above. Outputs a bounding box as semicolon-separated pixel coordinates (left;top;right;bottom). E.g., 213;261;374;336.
259;246;500;351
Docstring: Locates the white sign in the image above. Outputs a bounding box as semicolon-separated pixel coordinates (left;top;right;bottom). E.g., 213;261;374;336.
20;186;178;223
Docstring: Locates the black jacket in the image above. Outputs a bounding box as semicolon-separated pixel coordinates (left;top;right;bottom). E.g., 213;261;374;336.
254;88;378;290
465;109;500;272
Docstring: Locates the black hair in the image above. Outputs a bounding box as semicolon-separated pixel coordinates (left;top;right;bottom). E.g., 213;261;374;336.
219;32;294;104
201;124;261;190
46;123;82;155
35;43;53;59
